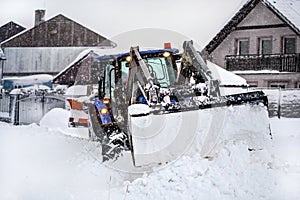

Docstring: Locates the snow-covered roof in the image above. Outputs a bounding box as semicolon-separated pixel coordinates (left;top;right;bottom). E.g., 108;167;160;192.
1;14;116;48
54;47;133;80
0;21;26;43
3;74;53;84
204;0;300;54
52;49;95;82
52;47;128;84
266;0;300;33
207;61;247;86
0;48;5;59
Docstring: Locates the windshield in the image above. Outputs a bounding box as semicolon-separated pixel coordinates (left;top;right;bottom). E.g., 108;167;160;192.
121;55;176;88
145;56;176;87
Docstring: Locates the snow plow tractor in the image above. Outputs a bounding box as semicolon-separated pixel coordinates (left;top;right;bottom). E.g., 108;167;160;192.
85;41;269;168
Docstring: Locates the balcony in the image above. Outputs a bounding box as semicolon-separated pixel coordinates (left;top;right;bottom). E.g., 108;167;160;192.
225;53;300;72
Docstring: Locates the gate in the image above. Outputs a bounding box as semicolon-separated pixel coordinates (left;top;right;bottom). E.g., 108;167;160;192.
14;93;65;125
0;93;11;122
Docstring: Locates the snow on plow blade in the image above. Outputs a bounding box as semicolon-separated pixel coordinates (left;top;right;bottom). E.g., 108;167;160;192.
128;107;199;167
128;91;270;168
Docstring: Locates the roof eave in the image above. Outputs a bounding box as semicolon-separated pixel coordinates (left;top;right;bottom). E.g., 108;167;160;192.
204;0;300;54
204;0;261;54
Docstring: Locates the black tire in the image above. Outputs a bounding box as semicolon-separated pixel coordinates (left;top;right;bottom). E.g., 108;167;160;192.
87;103;127;162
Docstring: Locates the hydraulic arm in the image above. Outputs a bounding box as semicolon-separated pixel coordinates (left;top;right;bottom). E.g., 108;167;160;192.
181;40;220;97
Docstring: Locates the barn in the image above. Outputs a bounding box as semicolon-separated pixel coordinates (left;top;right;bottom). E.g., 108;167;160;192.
0;10;116;78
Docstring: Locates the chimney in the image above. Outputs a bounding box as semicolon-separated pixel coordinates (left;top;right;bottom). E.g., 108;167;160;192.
35;9;46;26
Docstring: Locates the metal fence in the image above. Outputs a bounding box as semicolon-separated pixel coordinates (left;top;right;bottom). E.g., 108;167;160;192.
0;93;12;122
0;91;65;125
249;88;300;118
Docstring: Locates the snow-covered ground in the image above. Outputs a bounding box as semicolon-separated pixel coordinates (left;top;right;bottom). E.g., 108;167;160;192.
0;108;299;200
269;118;300;199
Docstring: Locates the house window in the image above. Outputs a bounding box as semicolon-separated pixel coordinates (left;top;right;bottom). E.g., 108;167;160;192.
236;38;249;55
247;81;258;87
259;37;272;55
269;82;288;89
283;36;296;54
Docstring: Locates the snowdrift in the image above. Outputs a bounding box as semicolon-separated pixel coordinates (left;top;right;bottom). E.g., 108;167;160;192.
1;107;299;200
128;103;270;169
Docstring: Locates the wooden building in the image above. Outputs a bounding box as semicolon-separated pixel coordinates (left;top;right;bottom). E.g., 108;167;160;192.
52;49;99;86
204;0;300;88
0;10;116;77
0;21;25;43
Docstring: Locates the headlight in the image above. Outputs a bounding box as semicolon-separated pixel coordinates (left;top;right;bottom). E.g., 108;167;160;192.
126;56;132;62
102;98;110;104
163;51;171;58
100;107;109;114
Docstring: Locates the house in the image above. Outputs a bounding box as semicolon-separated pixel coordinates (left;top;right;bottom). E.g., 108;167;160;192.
0;10;116;78
0;21;26;43
52;48;124;86
0;21;26;80
52;49;100;86
204;0;300;88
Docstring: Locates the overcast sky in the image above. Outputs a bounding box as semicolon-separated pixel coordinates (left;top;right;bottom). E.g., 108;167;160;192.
1;0;248;48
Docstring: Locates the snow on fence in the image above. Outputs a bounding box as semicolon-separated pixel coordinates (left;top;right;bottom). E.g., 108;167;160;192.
0;91;65;125
1;88;299;125
0;93;11;122
257;88;300;118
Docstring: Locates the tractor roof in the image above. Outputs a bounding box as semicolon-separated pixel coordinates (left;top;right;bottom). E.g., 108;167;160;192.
93;48;179;62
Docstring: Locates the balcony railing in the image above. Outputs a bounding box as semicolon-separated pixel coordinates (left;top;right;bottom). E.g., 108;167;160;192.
225;53;300;72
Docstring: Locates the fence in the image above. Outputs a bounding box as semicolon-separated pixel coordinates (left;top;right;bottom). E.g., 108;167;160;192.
0;93;12;122
253;88;300;118
0;91;65;125
1;88;299;125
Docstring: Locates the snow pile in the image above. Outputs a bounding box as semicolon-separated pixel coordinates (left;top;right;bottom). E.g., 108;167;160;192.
185;104;270;159
0;123;126;200
0;108;299;199
116;104;274;200
113;116;300;200
64;85;88;96
128;104;151;116
117;143;275;200
40;108;89;139
40;108;70;129
0;121;11;127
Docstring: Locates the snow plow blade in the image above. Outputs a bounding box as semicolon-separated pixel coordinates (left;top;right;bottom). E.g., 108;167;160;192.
197;91;268;109
128;91;269;168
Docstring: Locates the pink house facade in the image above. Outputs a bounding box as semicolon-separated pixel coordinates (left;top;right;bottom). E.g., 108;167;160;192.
204;0;300;88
